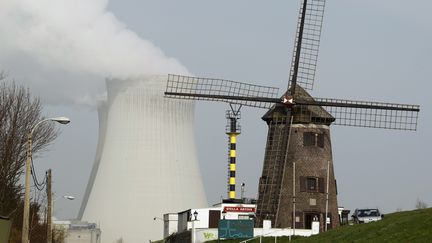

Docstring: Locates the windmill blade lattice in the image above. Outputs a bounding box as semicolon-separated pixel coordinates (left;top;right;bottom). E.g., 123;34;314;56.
165;74;280;109
297;97;419;131
288;0;326;91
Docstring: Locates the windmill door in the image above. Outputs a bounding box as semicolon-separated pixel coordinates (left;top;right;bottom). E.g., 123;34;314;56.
304;212;320;229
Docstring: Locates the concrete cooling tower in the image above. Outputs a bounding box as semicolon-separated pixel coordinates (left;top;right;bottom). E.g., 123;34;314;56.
79;75;208;242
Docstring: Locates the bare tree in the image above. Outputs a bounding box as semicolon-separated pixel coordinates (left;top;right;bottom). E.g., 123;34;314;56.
416;197;428;210
0;74;58;218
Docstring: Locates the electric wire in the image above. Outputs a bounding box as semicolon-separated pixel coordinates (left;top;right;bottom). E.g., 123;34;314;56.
30;157;47;191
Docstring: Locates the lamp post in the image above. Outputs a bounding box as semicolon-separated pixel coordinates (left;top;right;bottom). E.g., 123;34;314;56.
191;211;198;243
22;117;70;243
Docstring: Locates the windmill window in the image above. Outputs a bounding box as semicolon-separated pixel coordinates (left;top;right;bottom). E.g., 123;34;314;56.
303;132;315;146
303;132;324;148
317;133;324;148
307;177;318;192
300;176;325;193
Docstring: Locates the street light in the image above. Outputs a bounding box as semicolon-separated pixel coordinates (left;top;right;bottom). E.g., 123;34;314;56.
191;211;198;243
22;117;70;243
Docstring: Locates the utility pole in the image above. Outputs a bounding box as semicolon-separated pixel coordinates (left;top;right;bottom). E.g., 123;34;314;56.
325;161;330;232
22;134;32;243
21;117;70;243
47;169;53;243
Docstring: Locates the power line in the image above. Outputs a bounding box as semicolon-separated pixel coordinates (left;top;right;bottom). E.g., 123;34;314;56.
30;157;47;191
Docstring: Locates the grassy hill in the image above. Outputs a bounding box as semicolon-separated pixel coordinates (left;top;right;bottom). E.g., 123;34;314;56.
294;207;432;242
208;207;432;243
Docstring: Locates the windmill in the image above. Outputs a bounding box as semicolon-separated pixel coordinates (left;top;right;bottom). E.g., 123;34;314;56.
164;0;419;231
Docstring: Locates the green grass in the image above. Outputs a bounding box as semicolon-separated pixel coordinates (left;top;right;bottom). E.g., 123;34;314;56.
208;208;432;243
206;236;302;243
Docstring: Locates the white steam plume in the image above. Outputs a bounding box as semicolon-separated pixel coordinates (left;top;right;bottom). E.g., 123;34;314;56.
0;0;188;98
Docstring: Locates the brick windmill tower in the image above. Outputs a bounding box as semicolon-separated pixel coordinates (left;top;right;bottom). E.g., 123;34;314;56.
165;0;419;232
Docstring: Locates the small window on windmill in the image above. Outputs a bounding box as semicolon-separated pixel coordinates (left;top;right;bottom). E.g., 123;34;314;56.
318;177;325;193
306;177;318;192
304;132;325;148
303;132;315;146
317;133;324;148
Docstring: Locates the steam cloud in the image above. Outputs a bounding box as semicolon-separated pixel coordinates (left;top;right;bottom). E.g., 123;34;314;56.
0;0;188;104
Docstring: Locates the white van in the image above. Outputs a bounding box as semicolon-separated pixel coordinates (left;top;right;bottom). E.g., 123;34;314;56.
352;208;384;224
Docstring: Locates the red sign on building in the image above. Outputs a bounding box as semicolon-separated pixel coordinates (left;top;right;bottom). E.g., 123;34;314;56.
223;206;255;213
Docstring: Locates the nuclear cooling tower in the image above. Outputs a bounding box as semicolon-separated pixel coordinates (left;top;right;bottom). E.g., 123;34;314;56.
79;75;207;242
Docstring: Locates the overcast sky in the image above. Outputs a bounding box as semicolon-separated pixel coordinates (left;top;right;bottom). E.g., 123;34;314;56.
1;0;431;219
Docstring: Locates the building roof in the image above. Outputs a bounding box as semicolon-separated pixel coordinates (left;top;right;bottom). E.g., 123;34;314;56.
262;85;335;125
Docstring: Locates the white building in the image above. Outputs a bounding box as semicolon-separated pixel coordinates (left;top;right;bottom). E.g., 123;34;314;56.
162;200;256;242
79;75;207;242
162;199;318;242
176;202;256;233
53;220;101;243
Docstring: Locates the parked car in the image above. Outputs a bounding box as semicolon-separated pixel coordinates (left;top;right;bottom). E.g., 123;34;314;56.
352;208;384;224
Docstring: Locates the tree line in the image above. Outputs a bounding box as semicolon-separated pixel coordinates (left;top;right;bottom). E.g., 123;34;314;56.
0;73;62;242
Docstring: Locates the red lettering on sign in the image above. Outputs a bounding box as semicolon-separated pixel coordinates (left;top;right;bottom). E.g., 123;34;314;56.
223;207;255;213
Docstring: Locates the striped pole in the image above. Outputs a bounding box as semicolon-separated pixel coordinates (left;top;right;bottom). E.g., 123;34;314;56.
227;115;240;200
228;133;237;199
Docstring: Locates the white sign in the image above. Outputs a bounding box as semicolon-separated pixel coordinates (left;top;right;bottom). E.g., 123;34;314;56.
311;221;320;235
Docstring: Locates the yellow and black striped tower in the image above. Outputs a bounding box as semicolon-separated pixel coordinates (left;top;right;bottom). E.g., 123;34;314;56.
226;109;241;200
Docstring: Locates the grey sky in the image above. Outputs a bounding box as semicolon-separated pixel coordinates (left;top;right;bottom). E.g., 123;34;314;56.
1;1;431;219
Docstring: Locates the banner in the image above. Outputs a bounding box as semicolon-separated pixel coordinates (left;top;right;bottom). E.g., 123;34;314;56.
218;219;254;239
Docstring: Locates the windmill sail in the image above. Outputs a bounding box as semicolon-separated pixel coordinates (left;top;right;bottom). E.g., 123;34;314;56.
288;0;326;91
165;74;280;109
311;98;419;130
166;75;420;131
